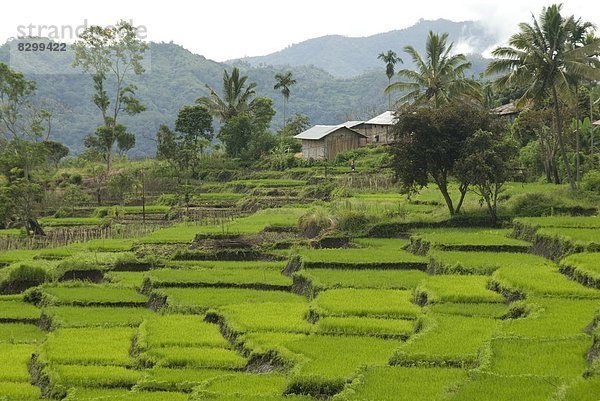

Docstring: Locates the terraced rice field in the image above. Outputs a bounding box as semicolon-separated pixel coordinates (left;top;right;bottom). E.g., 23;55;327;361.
1;202;599;400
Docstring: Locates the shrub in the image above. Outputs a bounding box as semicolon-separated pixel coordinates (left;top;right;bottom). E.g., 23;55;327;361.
298;207;334;238
581;170;600;194
510;192;560;217
335;210;370;234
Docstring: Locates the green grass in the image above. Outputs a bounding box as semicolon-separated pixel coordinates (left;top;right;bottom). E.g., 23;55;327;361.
0;300;40;321
104;271;146;288
228;179;306;188
0;323;45;344
536;227;600;250
294;268;428;291
197;371;288;397
514;216;600;229
352;238;410;248
299;247;427;269
80;238;136;252
284;335;402;381
39;217;103;227
215;302;311;333
500;297;600;338
447;373;560;401
95;205;170;216
414;275;505;304
40;327;136;366
140;207;305;243
164;260;286;270
45;364;142;390
334;366;467;401
316;316;416;338
145;268;291;289
138;314;229;349
313;289;421;319
139;222;208;244
137;367;234;392
0;343;36;381
0;228;22;237
192;192;245;202
563;377;600;401
63;388;189;401
484;336;591;378
409;228;530;253
428;251;552;275
0;381;41;399
42;306;154;328
159;287;305;313
560;252;600;288
38;284;148;306
491;265;600;299
425;303;509;318
143;346;246;369
390;314;499;367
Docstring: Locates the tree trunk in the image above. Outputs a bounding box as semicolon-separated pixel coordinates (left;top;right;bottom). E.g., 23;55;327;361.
575;85;580;182
455;182;468;215
552;87;577;190
283;95;287;131
433;173;455;216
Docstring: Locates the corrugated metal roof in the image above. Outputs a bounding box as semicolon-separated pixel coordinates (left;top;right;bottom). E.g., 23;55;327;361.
294;124;366;140
493;103;519;115
365;111;397;125
342;120;364;128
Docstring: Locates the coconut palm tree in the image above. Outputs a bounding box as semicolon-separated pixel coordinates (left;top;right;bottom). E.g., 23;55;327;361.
377;50;403;108
273;71;296;129
197;67;256;123
568;19;596;182
486;4;600;190
385;31;481;108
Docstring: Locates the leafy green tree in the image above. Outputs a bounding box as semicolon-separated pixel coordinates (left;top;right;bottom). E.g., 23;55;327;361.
0;63;37;138
175;105;214;143
456;130;518;224
42;140;69;168
174;105;213;177
377;50;403;108
279;113;310;153
389;102;500;216
273;71;296;128
217;97;276;160
487;4;600;190
107;172;139;205
7;177;45;235
219;113;255;158
72;20;148;171
197;67;257;122
156;125;178;161
385;31;481;108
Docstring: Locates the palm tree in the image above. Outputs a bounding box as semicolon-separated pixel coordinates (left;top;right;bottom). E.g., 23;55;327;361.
486;4;600;190
385;31;481;108
377;50;403;109
273;71;296;129
197;67;256;122
569;19;596;182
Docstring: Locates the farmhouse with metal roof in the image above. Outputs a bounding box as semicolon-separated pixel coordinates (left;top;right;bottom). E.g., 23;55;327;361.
294;124;367;160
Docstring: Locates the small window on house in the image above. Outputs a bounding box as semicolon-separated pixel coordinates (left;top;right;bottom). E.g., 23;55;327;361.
375;135;380;143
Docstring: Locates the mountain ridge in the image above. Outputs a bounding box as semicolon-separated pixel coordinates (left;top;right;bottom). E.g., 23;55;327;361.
233;18;497;78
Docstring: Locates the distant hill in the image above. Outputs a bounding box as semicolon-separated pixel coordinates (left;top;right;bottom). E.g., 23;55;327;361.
0;19;492;157
234;18;498;78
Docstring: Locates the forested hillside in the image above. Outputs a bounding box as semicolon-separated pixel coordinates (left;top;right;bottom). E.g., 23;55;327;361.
0;20;491;157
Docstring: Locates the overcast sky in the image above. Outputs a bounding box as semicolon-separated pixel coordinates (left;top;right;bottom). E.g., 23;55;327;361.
1;0;599;61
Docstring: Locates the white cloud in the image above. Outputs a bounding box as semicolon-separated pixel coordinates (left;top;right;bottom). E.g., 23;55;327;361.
1;0;599;61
